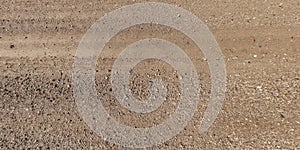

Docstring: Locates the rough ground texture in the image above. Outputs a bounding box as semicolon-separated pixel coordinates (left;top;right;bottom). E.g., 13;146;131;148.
1;0;300;149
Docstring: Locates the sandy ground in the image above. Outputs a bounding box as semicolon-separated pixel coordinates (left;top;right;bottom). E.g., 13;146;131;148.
1;0;300;149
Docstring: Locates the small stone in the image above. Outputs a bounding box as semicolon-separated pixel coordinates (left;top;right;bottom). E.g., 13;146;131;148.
257;86;263;91
232;56;238;60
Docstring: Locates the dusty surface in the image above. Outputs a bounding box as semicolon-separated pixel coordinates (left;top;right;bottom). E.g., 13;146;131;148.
1;0;300;149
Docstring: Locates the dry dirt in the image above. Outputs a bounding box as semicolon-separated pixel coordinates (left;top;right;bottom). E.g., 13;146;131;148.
1;0;300;149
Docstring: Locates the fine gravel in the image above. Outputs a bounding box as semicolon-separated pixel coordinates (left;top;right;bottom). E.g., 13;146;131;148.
1;0;300;149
